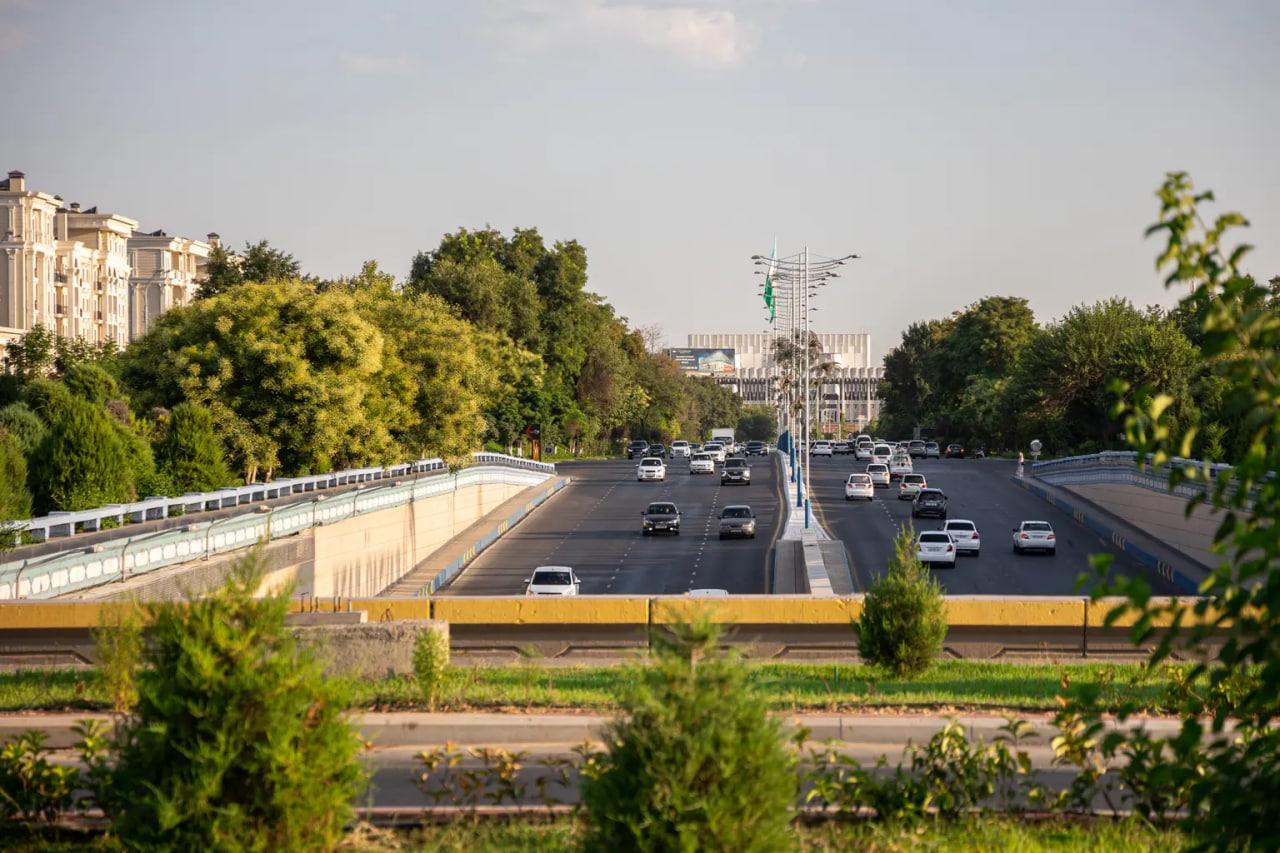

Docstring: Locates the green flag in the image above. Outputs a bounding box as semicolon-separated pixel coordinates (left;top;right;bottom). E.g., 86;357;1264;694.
762;240;777;322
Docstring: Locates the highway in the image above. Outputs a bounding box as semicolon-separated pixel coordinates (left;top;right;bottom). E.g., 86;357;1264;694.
807;455;1182;596
438;455;784;596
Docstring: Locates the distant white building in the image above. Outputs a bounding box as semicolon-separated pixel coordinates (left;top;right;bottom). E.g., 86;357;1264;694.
686;331;883;432
128;230;214;339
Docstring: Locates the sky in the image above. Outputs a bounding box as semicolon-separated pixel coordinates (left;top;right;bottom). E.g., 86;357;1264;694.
3;0;1278;361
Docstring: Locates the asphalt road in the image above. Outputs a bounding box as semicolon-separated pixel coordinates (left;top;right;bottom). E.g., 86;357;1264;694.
438;455;784;596
808;454;1182;596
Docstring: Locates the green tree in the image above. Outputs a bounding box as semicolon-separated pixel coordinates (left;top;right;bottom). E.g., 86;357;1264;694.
0;402;47;454
240;239;302;283
858;524;948;677
156;402;233;492
0;429;32;545
877;319;952;437
62;362;120;405
5;324;55;379
28;398;133;513
87;551;365;849
198;242;243;298
736;404;775;442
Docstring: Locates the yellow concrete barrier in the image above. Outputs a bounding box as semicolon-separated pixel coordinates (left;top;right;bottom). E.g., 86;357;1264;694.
433;596;650;625
944;597;1085;627
1088;596;1222;629
651;596;862;625
0;602;135;629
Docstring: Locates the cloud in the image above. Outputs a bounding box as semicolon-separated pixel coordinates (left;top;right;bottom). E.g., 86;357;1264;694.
337;49;415;76
485;1;759;69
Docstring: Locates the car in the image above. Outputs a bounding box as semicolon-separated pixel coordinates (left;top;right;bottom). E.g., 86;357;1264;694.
872;443;893;465
745;440;767;456
641;501;681;535
866;463;890;488
945;443;966;459
812;441;834;457
689;452;715;474
897;473;927;499
703;442;727;463
524;566;580;596
636;457;666;481
689;443;702;454
648;443;667;458
626;440;649;459
889;454;914;480
971;445;987;459
845;472;874;500
718;505;757;539
671;440;691;458
924;442;941;459
834;441;853;455
943;519;981;555
1012;520;1056;554
908;440;927;458
854;443;873;461
911;488;948;519
721;457;752;485
916;531;957;567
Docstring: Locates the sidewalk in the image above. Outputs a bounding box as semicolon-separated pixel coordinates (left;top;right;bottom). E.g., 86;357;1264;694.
777;451;855;595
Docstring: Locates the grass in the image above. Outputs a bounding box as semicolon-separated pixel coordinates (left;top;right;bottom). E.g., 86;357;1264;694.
0;659;1191;714
398;816;1184;852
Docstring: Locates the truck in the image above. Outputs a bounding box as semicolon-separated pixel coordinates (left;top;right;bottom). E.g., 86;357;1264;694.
710;428;736;454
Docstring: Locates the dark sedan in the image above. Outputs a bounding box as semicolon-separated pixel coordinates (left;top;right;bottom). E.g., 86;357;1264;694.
626;440;650;459
745;440;767;456
911;488;949;519
945;444;966;459
647;443;668;458
641;502;681;536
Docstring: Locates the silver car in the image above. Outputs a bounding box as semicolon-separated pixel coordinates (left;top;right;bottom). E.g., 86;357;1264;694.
718;505;757;539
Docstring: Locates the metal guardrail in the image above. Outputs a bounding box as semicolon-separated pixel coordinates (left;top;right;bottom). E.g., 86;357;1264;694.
1030;451;1234;498
0;454;554;602
471;452;556;475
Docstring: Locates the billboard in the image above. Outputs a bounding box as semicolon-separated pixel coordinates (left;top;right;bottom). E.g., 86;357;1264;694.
667;347;736;375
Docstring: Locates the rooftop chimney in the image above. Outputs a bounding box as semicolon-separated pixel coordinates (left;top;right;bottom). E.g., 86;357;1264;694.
6;171;24;192
70;202;81;212
207;232;221;248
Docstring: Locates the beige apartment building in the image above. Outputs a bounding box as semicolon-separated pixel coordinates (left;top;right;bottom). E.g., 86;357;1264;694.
1;170;212;367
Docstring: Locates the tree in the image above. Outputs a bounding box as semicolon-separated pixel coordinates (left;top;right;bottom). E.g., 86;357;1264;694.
240;239;302;284
0;429;32;544
87;551;365;849
198;243;243;298
858;523;947;676
878;319;951;438
155;402;233;492
5;324;54;379
737;404;776;441
28;398;133;513
63;362;120;405
0;402;47;454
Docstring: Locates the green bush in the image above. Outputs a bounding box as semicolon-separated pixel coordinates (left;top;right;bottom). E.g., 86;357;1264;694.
581;618;798;852
0;730;80;826
0;402;46;454
85;549;366;849
858;524;948;677
28;398;133;513
0;429;31;547
62;362;119;405
156;402;233;492
413;626;450;711
92;601;145;713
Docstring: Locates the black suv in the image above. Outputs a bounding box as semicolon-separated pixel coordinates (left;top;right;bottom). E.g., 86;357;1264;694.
648;443;667;458
721;457;752;485
626;440;649;459
911;488;948;519
641;502;681;536
745;440;766;456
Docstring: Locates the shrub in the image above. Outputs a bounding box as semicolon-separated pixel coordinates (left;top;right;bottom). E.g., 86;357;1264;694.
581;618;798;852
413;626;450;710
0;730;80;826
0;402;47;454
62;362;120;405
92;600;145;713
0;429;31;547
155;402;233;492
86;549;366;849
858;523;948;677
27;397;133;513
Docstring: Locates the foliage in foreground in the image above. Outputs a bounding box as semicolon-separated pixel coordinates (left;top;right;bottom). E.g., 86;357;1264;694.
858;523;948;676
580;619;799;852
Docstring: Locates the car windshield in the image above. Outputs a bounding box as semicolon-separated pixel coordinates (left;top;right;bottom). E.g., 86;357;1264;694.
1024;522;1052;532
725;459;747;468
920;533;951;543
647;504;677;515
673;441;687;446
705;443;722;449
904;475;925;483
640;459;662;467
692;454;711;461
910;441;924;447
848;474;870;483
867;464;887;472
631;441;647;447
920;490;944;499
531;570;572;585
748;441;763;446
947;521;975;531
874;446;890;455
926;443;939;448
721;507;752;519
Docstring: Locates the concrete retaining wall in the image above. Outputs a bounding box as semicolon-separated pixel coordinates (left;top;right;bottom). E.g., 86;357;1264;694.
1061;482;1219;569
293;620;449;679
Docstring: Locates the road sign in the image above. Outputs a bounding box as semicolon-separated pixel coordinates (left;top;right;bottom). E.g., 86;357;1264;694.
1030;439;1042;461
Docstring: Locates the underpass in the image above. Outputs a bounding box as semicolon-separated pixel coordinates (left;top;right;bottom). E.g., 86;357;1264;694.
808;455;1182;596
438;455;785;596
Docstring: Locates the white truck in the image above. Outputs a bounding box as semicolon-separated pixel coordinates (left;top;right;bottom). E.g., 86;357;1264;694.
710;428;736;454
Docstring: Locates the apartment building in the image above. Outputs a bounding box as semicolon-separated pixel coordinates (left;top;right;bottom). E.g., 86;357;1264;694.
127;230;214;338
0;170;213;366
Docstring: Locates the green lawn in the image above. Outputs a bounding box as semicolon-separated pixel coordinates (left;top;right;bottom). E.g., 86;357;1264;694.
0;659;1187;714
402;816;1184;852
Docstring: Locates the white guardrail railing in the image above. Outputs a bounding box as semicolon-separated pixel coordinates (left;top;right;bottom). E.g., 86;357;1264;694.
0;453;555;601
1031;451;1235;498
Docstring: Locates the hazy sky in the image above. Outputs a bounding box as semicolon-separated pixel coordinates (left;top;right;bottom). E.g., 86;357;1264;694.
4;1;1277;360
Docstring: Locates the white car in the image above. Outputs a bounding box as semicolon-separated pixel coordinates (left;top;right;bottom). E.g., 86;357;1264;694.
689;452;715;474
636;457;666;481
917;531;957;567
845;473;875;501
854;443;873;461
703;442;727;463
944;519;981;555
889;454;914;480
812;441;834;457
897;473;927;500
671;440;691;458
524;566;581;596
866;463;890;488
872;443;893;465
1013;520;1056;554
